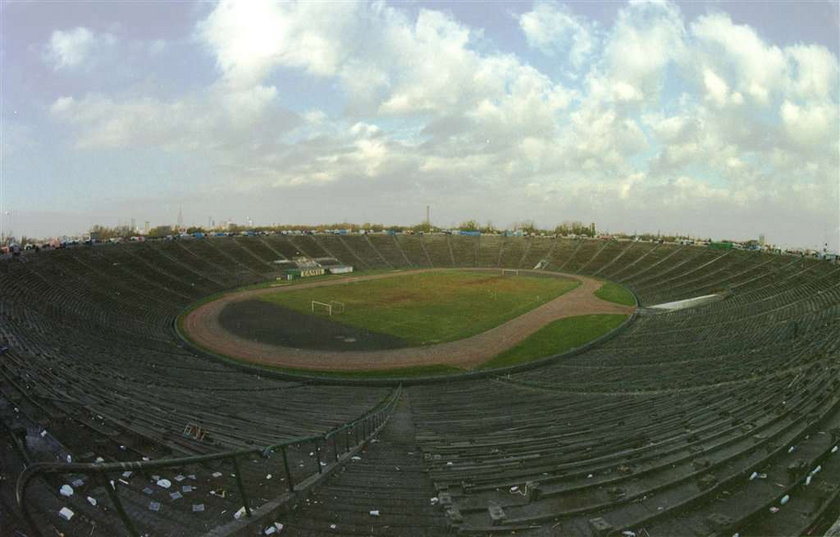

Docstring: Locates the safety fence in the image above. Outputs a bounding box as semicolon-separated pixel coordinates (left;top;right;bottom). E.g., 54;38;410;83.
16;384;402;536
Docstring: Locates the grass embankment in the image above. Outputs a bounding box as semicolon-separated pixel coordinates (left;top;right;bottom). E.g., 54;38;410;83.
259;271;579;345
481;314;628;369
594;281;636;306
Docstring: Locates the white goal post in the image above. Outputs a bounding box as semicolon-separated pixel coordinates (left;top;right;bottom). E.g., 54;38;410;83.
501;269;520;277
311;300;345;316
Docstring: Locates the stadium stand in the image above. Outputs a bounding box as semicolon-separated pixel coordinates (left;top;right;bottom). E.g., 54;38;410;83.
1;234;838;536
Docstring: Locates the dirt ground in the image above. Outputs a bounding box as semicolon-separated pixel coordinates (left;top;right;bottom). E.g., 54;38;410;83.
219;299;410;351
180;269;636;371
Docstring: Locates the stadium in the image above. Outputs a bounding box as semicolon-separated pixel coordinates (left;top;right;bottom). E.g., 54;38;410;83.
3;0;839;536
2;233;839;536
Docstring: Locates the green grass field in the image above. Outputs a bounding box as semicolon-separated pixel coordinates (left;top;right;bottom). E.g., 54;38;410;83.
595;281;636;306
481;314;628;369
259;271;579;345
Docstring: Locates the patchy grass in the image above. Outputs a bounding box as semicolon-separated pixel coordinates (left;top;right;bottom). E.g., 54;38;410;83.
595;281;636;306
480;314;628;369
259;270;579;345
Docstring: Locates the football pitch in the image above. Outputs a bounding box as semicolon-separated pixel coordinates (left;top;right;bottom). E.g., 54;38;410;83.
258;270;580;345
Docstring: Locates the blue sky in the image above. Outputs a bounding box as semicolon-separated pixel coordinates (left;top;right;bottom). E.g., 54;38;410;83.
1;0;838;250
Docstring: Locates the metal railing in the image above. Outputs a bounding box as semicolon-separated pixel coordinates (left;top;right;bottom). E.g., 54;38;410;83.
16;384;402;537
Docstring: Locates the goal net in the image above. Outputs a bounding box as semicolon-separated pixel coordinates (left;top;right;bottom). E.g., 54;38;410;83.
501;269;520;277
311;300;345;316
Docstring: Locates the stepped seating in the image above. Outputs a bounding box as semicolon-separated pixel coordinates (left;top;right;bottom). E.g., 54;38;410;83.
217;237;278;273
497;237;528;269
519;237;555;269
263;234;308;260
477;235;504;267
411;234;448;267
312;235;375;270
449;235;479;266
1;235;837;536
288;234;332;259
578;240;627;275
367;234;411;267
596;241;656;279
232;236;282;265
546;239;584;271
281;395;448;536
561;239;604;273
335;235;391;269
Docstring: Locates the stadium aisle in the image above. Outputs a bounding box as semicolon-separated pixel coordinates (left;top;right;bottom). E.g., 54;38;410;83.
279;393;448;536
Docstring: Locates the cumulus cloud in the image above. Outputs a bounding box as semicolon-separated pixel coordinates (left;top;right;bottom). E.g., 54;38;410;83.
44;27;116;70
519;1;597;68
691;13;786;106
197;0;359;86
40;0;839;248
50;85;299;151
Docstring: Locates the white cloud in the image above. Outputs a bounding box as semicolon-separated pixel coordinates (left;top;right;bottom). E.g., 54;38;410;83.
602;0;686;103
519;1;596;68
38;0;838;249
50;84;298;151
198;0;358;86
780;100;837;146
44;27;115;70
785;44;838;101
691;13;786;106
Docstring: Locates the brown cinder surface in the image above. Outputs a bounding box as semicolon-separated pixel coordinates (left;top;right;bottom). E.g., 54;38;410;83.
180;269;635;371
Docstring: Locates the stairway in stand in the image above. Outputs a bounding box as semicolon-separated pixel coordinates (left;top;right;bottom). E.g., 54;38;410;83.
280;392;449;535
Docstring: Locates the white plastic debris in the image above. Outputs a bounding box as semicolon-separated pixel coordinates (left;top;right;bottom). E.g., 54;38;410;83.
749;471;758;480
780;495;790;505
330;524;337;529
212;472;223;478
264;527;277;535
587;473;594;479
769;506;780;513
805;475;812;486
234;506;246;520
58;507;74;521
430;497;439;505
370;510;380;516
95;456;105;463
351;456;361;461
832;445;838;454
274;522;284;531
59;485;74;497
122;471;132;479
174;474;186;482
622;531;636;537
787;446;796;453
266;474;272;480
65;455;72;463
87;496;97;506
40;430;47;438
810;465;822;476
157;479;172;489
